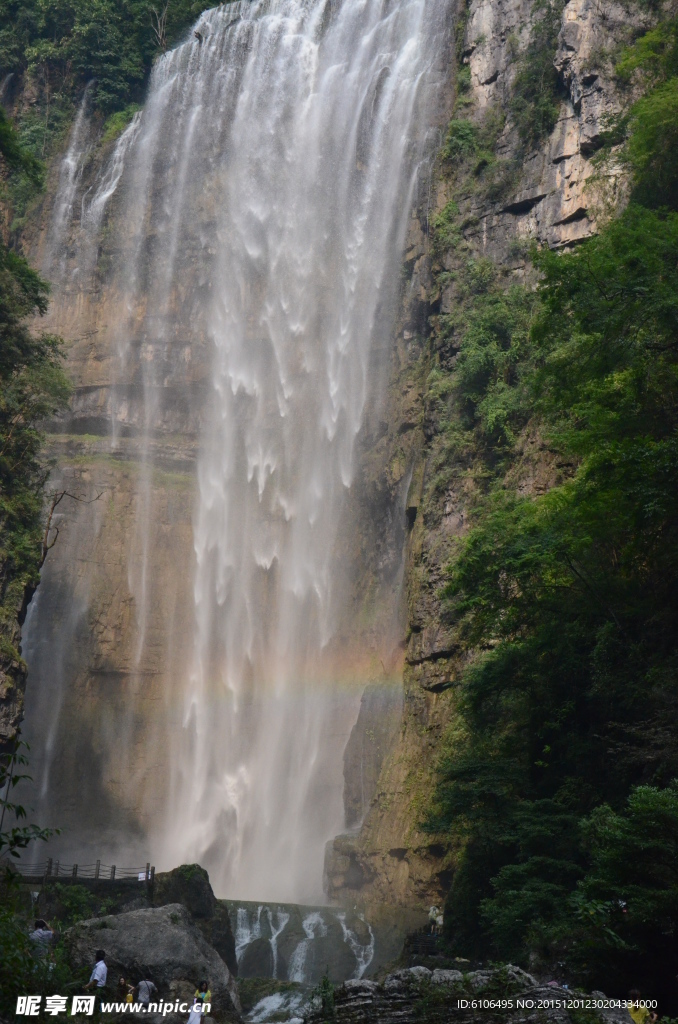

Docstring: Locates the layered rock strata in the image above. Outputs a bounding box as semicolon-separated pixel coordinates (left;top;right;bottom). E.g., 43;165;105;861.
305;965;632;1024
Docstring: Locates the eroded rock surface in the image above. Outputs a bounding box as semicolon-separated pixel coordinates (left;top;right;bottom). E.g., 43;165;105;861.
461;0;652;254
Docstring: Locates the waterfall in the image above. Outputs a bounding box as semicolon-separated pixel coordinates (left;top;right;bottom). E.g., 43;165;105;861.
235;905;289;977
288;912;328;982
337;911;375;980
226;900;382;985
43;83;93;277
81;112;142;234
21;0;451;899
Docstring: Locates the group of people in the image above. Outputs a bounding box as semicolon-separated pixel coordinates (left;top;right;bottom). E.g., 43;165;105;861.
86;951;211;1017
28;925;212;1019
112;970;159;1008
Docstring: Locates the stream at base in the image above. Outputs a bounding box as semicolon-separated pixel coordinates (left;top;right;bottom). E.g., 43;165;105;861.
225;900;427;1021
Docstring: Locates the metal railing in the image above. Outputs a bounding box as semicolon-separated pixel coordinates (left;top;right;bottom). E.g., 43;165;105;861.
1;859;156;882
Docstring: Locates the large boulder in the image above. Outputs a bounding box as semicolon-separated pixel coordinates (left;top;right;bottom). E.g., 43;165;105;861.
65;903;240;1017
153;866;215;920
153;865;237;977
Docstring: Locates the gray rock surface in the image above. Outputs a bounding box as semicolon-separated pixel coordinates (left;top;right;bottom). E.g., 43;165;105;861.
153;865;238;977
306;966;632;1024
65;903;240;1016
461;0;653;254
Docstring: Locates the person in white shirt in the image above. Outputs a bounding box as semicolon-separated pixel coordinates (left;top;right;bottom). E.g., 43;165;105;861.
84;950;108;990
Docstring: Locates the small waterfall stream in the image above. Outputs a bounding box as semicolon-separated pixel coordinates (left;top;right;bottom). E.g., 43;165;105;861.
22;0;451;900
227;900;380;985
43;83;93;277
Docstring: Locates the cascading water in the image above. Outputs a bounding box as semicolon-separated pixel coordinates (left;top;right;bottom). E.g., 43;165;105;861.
21;0;450;900
337;911;375;980
43;84;93;278
288;913;328;982
227;901;379;985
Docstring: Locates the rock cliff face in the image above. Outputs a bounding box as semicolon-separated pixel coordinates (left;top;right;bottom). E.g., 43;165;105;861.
4;0;650;912
325;0;651;909
0;99;204;815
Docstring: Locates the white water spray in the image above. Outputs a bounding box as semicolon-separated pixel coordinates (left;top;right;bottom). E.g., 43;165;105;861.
150;0;448;901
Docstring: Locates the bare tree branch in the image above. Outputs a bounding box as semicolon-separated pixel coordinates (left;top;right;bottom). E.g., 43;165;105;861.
39;489;105;568
151;3;170;51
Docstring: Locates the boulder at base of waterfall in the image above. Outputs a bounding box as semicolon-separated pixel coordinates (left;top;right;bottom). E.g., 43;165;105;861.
65;903;241;1017
153;864;238;976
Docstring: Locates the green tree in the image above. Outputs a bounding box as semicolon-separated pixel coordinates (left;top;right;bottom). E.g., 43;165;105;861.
1;0;222;115
509;0;566;148
429;18;678;1000
0;108;71;618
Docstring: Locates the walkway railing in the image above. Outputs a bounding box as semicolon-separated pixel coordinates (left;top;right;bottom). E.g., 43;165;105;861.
1;859;156;883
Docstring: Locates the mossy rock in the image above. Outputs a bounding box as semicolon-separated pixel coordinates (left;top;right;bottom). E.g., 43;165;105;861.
152;866;237;976
153;864;215;920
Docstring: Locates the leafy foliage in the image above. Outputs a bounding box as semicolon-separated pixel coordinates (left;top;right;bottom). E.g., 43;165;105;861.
443;119;479;161
454;285;537;454
574;785;678;972
46;883;115;926
310;971;336;1023
0;238;71;607
428;17;678;1003
509;0;566;148
0;878;86;1018
0;742;56;860
0;0;220;114
0;106;43;183
0;80;69;715
627;78;678;209
101;103;142;144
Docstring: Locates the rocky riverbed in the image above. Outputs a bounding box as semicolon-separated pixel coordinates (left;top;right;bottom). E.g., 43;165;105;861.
304;965;632;1024
37;866;633;1024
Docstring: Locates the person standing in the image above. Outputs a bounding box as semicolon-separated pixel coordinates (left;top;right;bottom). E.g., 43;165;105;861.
136;975;158;1011
187;980;211;1024
118;978;134;1005
628;989;657;1024
84;950;108;991
28;919;54;959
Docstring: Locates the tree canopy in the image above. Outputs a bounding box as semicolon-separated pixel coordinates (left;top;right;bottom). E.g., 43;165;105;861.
0;0;219;114
429;17;678;1001
0;91;70;642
